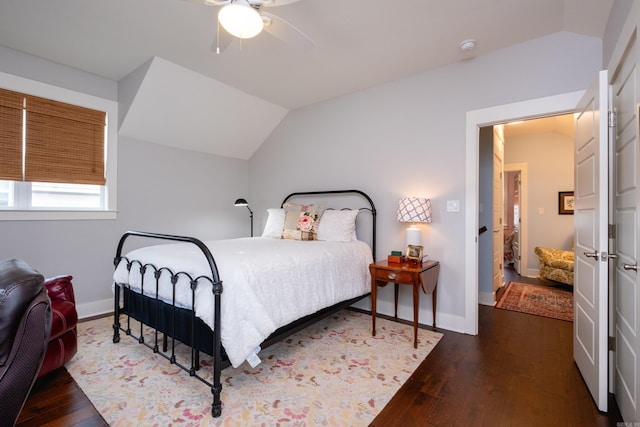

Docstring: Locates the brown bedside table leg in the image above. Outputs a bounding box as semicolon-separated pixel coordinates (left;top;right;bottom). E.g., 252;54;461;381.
372;279;377;337
432;286;437;329
413;280;419;349
394;282;399;318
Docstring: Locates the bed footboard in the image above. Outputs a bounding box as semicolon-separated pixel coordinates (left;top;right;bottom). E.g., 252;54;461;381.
112;231;224;418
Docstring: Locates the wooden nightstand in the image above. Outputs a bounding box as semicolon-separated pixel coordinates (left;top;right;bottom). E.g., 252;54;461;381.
370;259;440;348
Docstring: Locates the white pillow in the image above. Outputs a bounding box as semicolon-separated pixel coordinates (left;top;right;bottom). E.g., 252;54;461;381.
317;209;359;242
261;208;285;238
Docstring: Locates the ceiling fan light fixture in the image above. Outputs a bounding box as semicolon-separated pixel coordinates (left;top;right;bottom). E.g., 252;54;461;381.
218;1;264;39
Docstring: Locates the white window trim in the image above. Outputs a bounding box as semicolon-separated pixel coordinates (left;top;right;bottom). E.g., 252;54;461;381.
0;71;118;221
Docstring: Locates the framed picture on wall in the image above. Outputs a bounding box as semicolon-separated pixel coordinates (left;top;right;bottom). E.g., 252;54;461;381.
559;191;574;215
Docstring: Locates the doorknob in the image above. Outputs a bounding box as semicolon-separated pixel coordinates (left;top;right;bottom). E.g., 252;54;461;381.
603;253;618;261
623;263;638;272
584;251;599;261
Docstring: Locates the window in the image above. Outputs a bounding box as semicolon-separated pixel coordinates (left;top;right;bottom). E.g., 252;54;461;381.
1;182;104;209
0;72;117;220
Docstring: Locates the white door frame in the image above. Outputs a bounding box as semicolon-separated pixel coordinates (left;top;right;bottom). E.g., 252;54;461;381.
464;91;584;335
504;163;528;276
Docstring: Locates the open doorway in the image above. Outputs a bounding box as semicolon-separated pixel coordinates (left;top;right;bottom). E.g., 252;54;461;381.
465;91;583;335
477;113;575;306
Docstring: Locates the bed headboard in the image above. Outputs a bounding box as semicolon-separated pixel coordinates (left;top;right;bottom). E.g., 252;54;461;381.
280;189;377;260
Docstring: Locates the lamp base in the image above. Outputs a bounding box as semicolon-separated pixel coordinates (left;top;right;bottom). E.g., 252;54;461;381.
406;227;421;248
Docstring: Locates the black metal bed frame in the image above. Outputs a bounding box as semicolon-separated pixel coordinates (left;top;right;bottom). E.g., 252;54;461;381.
112;189;376;418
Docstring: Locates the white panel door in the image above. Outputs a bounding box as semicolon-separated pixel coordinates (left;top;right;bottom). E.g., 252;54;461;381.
493;125;505;299
612;28;640;422
574;70;609;412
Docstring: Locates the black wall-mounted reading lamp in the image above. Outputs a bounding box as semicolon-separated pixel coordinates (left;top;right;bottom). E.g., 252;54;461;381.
234;198;254;237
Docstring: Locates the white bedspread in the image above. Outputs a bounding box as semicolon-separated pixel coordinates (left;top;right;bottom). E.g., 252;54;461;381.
113;237;372;368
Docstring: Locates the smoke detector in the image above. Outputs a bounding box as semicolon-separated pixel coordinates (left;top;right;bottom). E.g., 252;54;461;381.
459;39;477;52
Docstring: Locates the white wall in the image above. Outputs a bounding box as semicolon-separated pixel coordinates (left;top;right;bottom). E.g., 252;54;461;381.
249;31;602;332
0;30;604;329
603;0;635;66
0;47;250;318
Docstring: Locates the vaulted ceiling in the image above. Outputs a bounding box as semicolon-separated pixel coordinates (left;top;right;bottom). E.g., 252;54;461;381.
0;0;613;158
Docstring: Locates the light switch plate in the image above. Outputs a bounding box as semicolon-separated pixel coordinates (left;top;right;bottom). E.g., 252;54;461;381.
446;200;460;212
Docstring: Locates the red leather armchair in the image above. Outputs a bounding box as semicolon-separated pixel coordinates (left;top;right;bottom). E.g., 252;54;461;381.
37;275;78;379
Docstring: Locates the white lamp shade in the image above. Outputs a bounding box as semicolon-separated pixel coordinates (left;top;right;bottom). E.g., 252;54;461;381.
397;197;432;223
218;0;264;39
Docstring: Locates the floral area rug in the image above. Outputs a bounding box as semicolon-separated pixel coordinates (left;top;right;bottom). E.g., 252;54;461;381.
496;282;574;321
67;310;442;426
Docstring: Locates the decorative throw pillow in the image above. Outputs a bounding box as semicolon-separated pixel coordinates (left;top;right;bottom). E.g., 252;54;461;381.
317;209;359;242
261;208;285;238
281;202;327;240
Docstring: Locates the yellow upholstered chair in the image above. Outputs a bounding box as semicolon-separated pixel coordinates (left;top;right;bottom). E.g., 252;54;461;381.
534;246;574;286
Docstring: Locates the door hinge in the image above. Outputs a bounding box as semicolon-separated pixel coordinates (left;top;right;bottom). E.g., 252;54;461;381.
608;336;616;351
609;224;616;239
608;111;616;128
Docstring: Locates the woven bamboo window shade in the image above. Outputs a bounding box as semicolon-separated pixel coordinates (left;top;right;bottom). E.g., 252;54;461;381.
0;89;24;181
0;88;106;185
26;95;106;185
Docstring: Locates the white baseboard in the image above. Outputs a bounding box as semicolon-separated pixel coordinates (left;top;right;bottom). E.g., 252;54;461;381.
479;291;495;306
77;298;113;320
351;296;467;334
521;268;540;279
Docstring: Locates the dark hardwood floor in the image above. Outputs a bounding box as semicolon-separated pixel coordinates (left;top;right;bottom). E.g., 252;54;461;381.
16;368;108;427
18;267;623;426
372;265;623;426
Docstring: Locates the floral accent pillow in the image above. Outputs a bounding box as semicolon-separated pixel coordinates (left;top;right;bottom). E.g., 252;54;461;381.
281;202;327;240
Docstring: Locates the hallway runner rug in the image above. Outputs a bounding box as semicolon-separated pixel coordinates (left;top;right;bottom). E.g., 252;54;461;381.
66;309;442;426
496;282;573;321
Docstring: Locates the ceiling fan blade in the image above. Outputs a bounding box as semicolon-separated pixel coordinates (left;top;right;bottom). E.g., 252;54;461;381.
180;0;230;6
185;0;302;7
260;11;315;52
258;0;305;6
201;0;231;5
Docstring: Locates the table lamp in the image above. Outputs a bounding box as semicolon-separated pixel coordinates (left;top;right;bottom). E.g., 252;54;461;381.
397;197;432;248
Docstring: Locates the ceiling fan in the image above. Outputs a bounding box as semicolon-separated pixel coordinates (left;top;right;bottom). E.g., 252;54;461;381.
188;0;315;54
